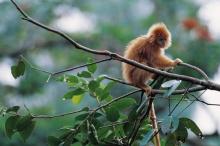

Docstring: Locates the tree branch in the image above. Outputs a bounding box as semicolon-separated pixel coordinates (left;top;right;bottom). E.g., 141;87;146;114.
179;62;209;80
10;0;220;92
103;75;207;95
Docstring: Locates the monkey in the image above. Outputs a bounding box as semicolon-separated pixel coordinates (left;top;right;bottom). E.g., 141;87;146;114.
122;23;182;146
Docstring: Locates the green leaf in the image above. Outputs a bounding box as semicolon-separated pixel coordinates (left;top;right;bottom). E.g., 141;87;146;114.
96;75;106;82
162;80;181;97
63;88;85;100
180;117;203;138
75;113;90;121
72;95;84;104
63;133;74;146
5;115;20;138
161;80;181;88
111;98;136;110
75;112;102;121
11;60;25;79
97;89;110;101
104;81;116;91
82;107;89;111
105;107;120;122
97;128;112;140
77;71;92;78
88;80;99;92
115;125;125;137
139;129;154;146
19;121;36;142
0;107;6;116
175;123;188;142
171;117;180;133
48;136;62;146
66;75;79;86
71;142;83;146
165;134;177;146
6;106;20;113
87;58;97;73
128;106;139;122
161;116;172;135
16;115;33;131
59;131;72;140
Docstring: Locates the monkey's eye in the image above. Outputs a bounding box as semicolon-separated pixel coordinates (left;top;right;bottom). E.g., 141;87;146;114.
157;37;165;44
158;37;164;42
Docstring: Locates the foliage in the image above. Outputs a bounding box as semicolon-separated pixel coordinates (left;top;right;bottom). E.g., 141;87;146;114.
2;59;203;146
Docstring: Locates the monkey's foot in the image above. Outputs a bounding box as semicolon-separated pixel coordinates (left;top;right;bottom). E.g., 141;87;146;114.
144;86;152;95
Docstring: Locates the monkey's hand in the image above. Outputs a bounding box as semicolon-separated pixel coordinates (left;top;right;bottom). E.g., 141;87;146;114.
174;58;183;66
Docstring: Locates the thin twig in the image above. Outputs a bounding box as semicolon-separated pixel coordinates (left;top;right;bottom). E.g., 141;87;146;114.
24;90;140;120
22;55;111;76
103;75;207;95
103;75;134;87
99;121;128;129
156;96;220;106
176;88;207;116
52;57;112;75
96;89;142;111
168;83;193;116
32;109;87;119
179;62;209;81
191;94;220;106
21;55;52;74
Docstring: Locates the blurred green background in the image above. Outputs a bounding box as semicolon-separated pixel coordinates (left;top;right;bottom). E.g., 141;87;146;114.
1;0;220;146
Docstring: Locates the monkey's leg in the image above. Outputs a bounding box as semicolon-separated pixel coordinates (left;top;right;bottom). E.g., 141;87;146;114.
150;103;161;146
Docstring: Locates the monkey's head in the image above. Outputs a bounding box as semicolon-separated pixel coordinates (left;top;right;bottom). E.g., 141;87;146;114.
147;23;172;49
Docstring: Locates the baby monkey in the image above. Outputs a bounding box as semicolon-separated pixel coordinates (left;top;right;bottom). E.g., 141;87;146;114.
122;23;182;92
122;23;182;146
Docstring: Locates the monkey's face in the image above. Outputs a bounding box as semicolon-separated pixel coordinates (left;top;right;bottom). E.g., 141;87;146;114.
156;36;167;48
147;23;172;49
153;29;171;49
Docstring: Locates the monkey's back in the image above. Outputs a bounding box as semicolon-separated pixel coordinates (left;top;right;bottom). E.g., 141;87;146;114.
122;36;154;87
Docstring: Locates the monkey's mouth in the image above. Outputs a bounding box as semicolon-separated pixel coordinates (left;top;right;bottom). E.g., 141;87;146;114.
157;39;165;46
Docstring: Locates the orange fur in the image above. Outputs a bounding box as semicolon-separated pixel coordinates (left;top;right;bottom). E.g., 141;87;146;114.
122;23;182;146
122;23;182;89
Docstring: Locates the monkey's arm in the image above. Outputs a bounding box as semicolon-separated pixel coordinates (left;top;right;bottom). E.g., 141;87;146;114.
154;55;182;68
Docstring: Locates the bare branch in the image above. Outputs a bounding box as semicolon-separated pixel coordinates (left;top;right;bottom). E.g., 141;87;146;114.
52;57;112;75
103;75;206;95
10;0;220;92
32;109;87;119
21;55;111;76
179;62;209;80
